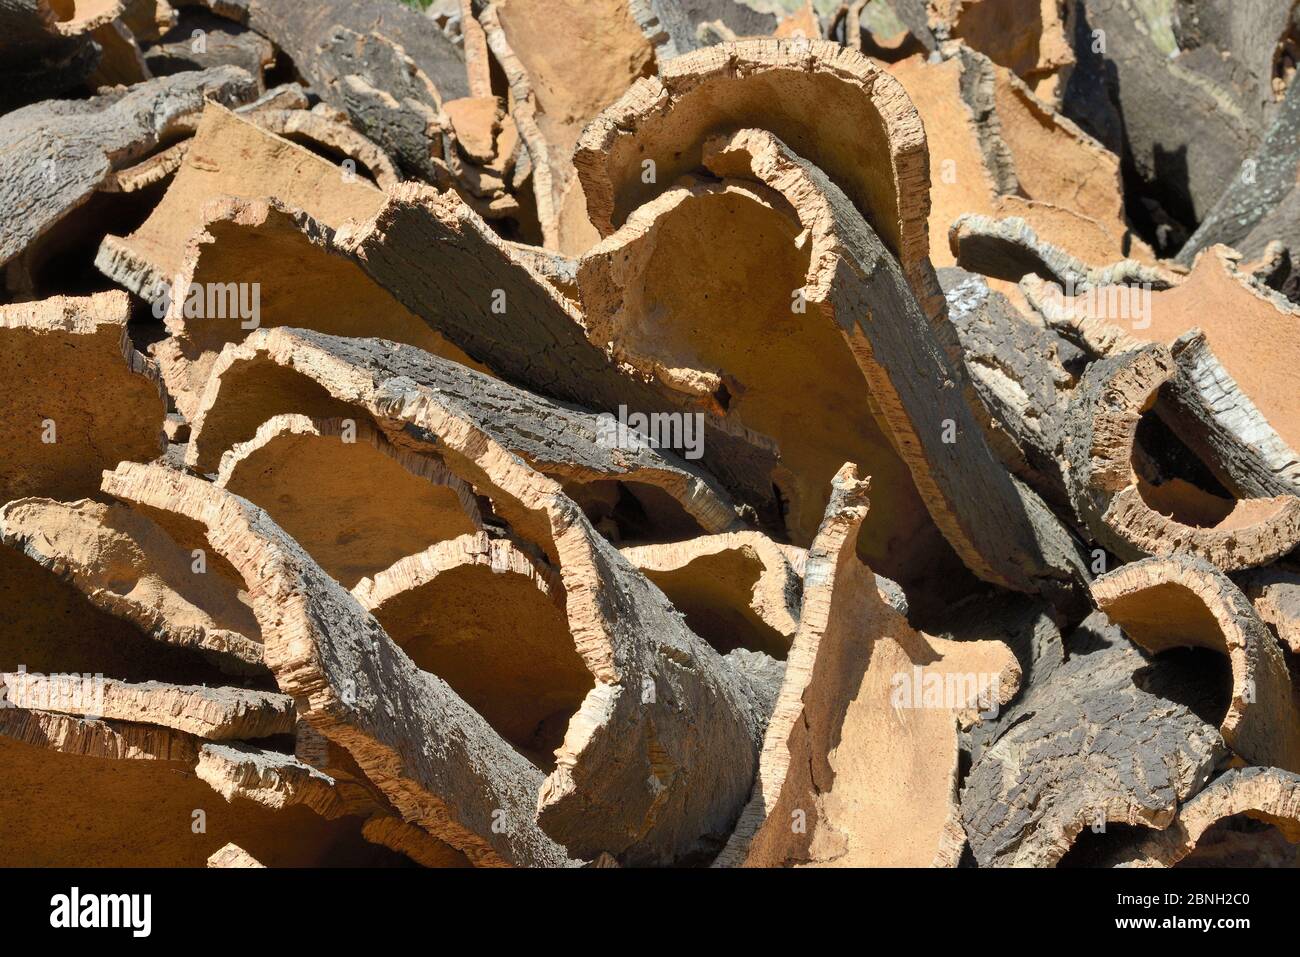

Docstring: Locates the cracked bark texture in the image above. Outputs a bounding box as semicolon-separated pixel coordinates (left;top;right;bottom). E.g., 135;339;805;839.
0;66;257;268
960;611;1225;867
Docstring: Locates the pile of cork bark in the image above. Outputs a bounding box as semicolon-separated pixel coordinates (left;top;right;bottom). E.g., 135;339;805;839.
1;0;1299;869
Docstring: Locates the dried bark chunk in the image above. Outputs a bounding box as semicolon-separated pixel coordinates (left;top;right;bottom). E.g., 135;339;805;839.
1093;555;1300;773
575;38;947;325
1072;0;1267;234
0;0;119;108
1179;74;1300;265
1112;767;1300;867
1044;247;1300;458
144;198;485;420
207;843;264;867
182;0;468;181
960;612;1225;867
0;497;263;673
715;464;1020;867
95;104;384;301
99;461;576;868
0;292;165;503
215;415;482;589
620;532;802;659
692;126;1088;600
928;0;1075;104
1063;342;1300;570
939;266;1076;504
144;9;272;88
486;0;656;253
578;177;953;588
0;65;256;268
326;183;784;529
186;328;743;545
1237;564;1300;655
0;707;408;866
352;532;590;765
1;672;291;739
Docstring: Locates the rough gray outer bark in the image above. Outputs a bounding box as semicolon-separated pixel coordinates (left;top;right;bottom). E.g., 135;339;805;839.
1164;331;1300;497
1076;0;1266;229
1110;766;1300;867
333;184;784;530
1093;554;1300;774
0;0;111;108
143;10;274;89
632;0;779;60
939;266;1077;506
0;65;257;267
960;611;1225;867
181;0;467;181
185;328;744;539
1236;563;1300;655
949;213;1171;290
101;462;577;868
1178;75;1300;265
1063;342;1300;570
1173;0;1297;120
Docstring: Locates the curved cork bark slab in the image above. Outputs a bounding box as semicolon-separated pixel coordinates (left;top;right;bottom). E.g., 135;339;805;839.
1112;767;1300;868
147;197;486;420
949;213;1169;291
886;47;1148;274
1046;246;1300;456
669;126;1087;599
620;531;801;658
144;9;271;90
187;328;742;544
298;182;783;527
1238;564;1300;655
960;611;1226;867
0;65;256;268
352;532;590;766
180;333;776;863
577;175;951;585
1;672;291;739
0;0;121;55
0;531;262;690
196;743;345;817
0;497;263;673
215;415;482;589
483;0;657;254
576;39;948;326
715;465;1020;868
0;707;412;866
0;292;165;502
1093;555;1300;773
938;267;1076;505
95;103;385;301
1179;68;1300;266
0;0;121;107
249;109;401;190
1063;342;1300;570
1165;331;1300;496
99;462;576;868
